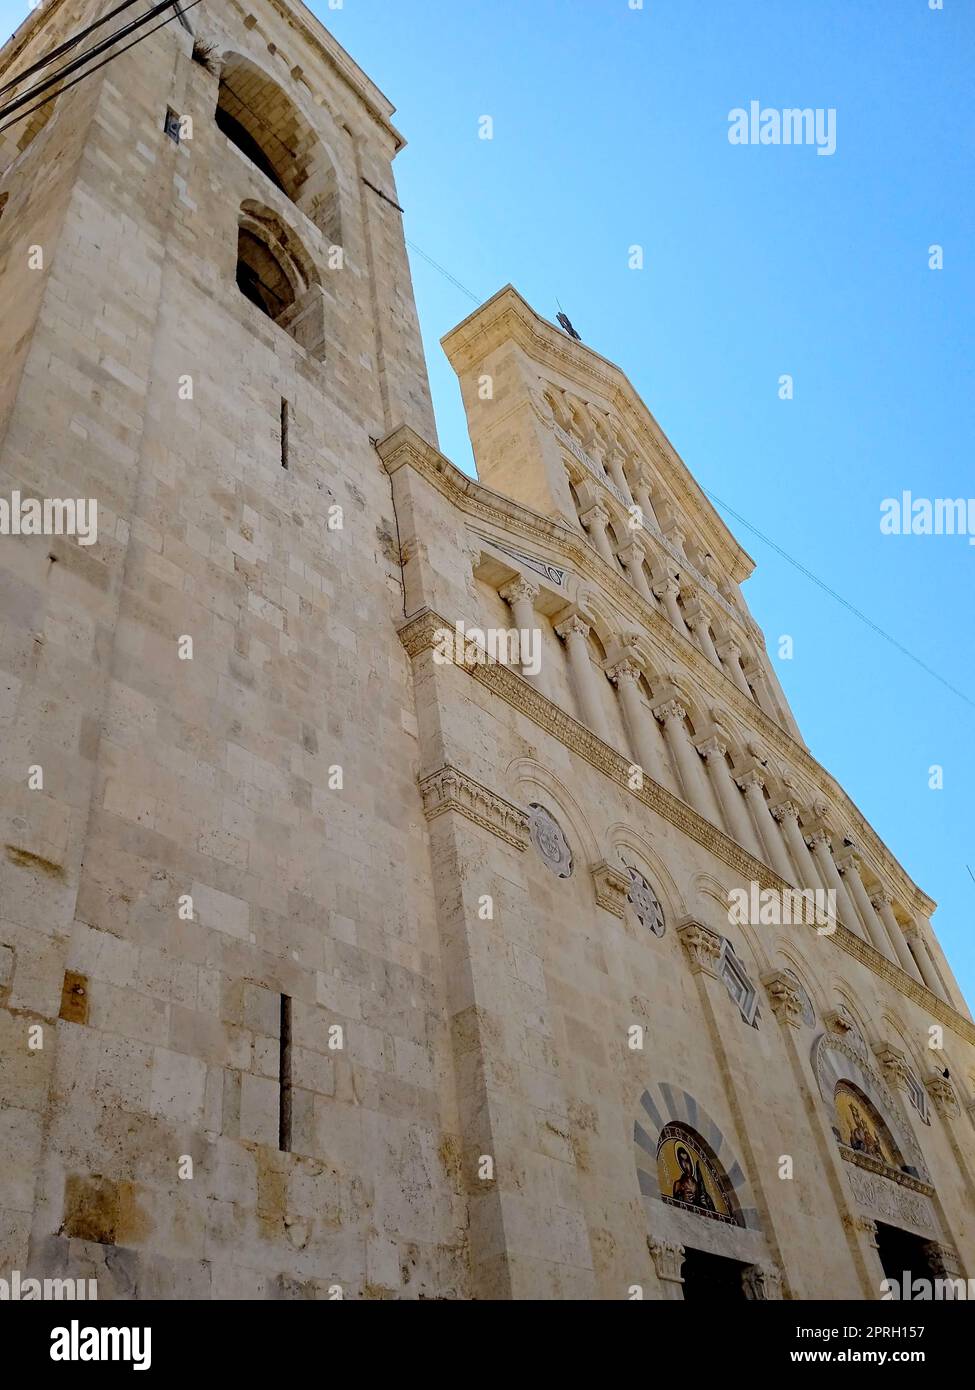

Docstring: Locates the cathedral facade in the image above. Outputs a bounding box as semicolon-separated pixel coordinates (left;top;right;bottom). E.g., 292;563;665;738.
0;0;972;1300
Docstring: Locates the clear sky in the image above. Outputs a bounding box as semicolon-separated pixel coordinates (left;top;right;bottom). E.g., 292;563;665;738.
3;1;973;1005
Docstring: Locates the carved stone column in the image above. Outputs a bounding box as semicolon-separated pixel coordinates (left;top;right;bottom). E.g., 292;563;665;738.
555;614;610;741
738;770;795;882
647;1238;686;1300
716;637;752;697
617;541;653;599
652;575;687;634
683;601;721;666
698;738;762;854
605;446;634;506
871;890;925;984
498;575;543;688
580;503;615;565
654;699;708;812
631;476;660;532
771;800;816;887
904;923;948;1000
608;659;666;785
836;852;898;962
806;829;862;938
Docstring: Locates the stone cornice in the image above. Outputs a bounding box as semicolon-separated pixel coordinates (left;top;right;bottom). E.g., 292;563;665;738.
396;606;975;1046
439;286;754;584
418;764;530;851
380;425;936;920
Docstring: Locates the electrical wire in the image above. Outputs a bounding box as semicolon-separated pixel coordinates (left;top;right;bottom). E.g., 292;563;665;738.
0;0;146;99
0;0;187;125
0;0;202;136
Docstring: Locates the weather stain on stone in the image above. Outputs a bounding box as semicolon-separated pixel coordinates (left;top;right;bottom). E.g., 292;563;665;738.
59;970;90;1025
60;1174;152;1246
5;844;64;878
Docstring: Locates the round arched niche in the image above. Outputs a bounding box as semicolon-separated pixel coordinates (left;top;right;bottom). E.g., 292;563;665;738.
812;1032;930;1184
634;1082;761;1233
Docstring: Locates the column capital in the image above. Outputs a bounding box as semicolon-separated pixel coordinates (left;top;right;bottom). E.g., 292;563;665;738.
652;575;680;601
736;768;766;794
653;697;687;726
762;971;803;1029
842;1213;878;1245
834;850;863;877
872;1042;910;1091
498;574;539;607
742;1263;783;1300
647;1237;685;1284
870;887;895;911
806;827;832;853
697;735;728;762
579;503;610;531
607;658;642;687
926;1073;960;1119
555;613;590;643
616;539;647;567
771;799;800;824
677;919;722;976
715;636;742;660
590;859;630;919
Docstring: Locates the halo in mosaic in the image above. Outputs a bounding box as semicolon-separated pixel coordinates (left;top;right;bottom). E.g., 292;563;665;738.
624;864;665;936
527;803;573;878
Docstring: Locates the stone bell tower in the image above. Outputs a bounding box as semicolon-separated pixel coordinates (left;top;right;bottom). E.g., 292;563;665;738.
0;0;463;1298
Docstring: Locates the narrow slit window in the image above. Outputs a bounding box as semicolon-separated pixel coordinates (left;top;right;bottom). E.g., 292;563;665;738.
280;398;289;469
278;993;292;1151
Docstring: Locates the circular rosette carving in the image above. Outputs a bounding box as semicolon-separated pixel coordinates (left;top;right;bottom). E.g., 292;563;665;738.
528;804;573;878
625;865;665;936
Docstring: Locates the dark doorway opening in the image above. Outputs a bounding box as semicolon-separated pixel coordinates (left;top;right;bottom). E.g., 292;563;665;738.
875;1223;936;1287
681;1247;748;1300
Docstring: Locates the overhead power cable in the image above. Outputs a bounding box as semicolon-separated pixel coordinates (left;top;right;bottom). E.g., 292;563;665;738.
0;0;146;99
0;0;187;126
0;0;202;136
703;487;973;710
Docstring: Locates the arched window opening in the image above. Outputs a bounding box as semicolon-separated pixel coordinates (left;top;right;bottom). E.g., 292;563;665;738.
236;226;295;318
215;55;343;247
217;103;287;193
235;203;326;359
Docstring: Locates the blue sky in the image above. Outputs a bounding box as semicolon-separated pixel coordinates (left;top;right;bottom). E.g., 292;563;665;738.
3;1;972;1006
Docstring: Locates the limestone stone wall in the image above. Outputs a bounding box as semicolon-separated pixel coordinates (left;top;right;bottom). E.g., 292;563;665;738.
0;0;463;1299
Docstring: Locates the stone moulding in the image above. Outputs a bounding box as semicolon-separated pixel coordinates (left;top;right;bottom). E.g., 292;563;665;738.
418;764;530;852
380;425;935;920
590;859;630;918
397;605;975;1046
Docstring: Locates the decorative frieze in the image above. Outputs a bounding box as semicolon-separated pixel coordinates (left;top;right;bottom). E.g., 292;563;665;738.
418;765;530;851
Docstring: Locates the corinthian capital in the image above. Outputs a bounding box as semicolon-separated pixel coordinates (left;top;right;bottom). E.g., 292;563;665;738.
607;659;642;687
736;768;766;793
499;575;539;607
697;735;728;762
771;800;799;824
870;887;894;912
555;614;590;643
806;828;832;852
653;698;687;726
